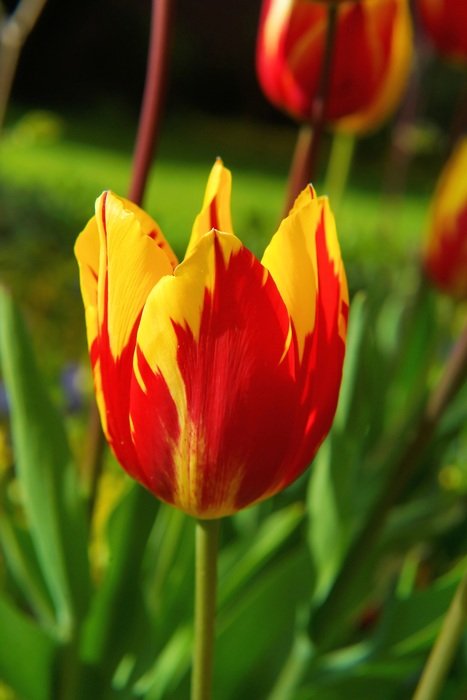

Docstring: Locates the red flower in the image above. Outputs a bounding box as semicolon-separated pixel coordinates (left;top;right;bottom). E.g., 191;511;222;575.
75;162;348;518
417;0;467;65
256;0;413;133
424;139;467;299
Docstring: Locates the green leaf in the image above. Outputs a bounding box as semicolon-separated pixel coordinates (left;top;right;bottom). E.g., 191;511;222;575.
307;439;347;605
133;626;192;700
0;506;55;631
0;592;56;700
333;291;368;433
219;503;305;605
378;560;467;656
214;548;314;699
81;483;158;683
0;289;90;640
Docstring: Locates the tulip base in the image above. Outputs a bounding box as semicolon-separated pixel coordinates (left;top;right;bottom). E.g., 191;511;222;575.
192;518;221;700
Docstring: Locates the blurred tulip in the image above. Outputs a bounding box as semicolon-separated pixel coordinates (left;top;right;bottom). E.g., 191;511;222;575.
75;161;348;518
417;0;467;65
424;139;467;298
256;0;413;133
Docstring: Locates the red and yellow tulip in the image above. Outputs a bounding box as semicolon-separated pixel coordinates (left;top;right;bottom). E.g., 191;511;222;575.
75;161;348;519
416;0;467;65
423;139;467;299
256;0;412;133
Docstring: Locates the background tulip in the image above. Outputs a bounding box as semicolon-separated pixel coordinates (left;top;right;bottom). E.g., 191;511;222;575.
423;139;467;298
256;0;413;133
417;0;467;65
75;161;348;519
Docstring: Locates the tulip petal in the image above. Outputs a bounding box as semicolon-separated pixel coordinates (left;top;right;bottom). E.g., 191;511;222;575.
262;185;347;357
95;192;176;359
261;186;348;486
75;192;176;477
336;0;412;133
74;216;100;350
424;139;467;298
131;230;311;518
185;159;234;259
417;0;467;65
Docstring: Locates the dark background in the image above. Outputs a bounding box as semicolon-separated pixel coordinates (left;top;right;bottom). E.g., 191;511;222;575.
6;0;463;129
7;0;277;120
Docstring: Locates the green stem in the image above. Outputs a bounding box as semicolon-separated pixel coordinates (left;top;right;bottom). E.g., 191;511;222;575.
323;131;355;212
192;519;221;700
413;568;467;700
59;632;80;700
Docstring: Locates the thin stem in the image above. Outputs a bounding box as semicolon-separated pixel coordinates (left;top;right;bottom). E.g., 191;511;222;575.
311;323;467;649
323;131;355;212
0;0;47;132
283;1;338;215
128;0;173;205
83;0;174;512
380;0;427;238
283;124;313;216
413;568;467;700
192;519;221;700
59;632;81;700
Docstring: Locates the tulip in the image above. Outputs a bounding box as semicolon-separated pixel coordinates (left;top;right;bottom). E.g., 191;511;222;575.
423;139;467;299
75;161;348;519
416;0;467;65
256;0;413;133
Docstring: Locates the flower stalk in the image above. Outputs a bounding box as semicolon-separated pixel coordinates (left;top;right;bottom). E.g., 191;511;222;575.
323;131;355;214
413;567;467;700
128;0;173;205
192;519;221;700
283;1;338;215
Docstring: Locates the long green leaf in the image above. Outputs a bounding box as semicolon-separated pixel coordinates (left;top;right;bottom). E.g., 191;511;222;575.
81;483;158;683
0;289;90;640
0;592;56;700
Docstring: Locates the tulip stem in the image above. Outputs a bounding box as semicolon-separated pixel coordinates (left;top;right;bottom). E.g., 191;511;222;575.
128;0;173;205
413;567;467;700
324;131;355;212
283;1;338;215
192;518;221;700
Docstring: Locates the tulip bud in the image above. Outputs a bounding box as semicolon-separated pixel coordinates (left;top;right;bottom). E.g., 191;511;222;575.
256;0;413;133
